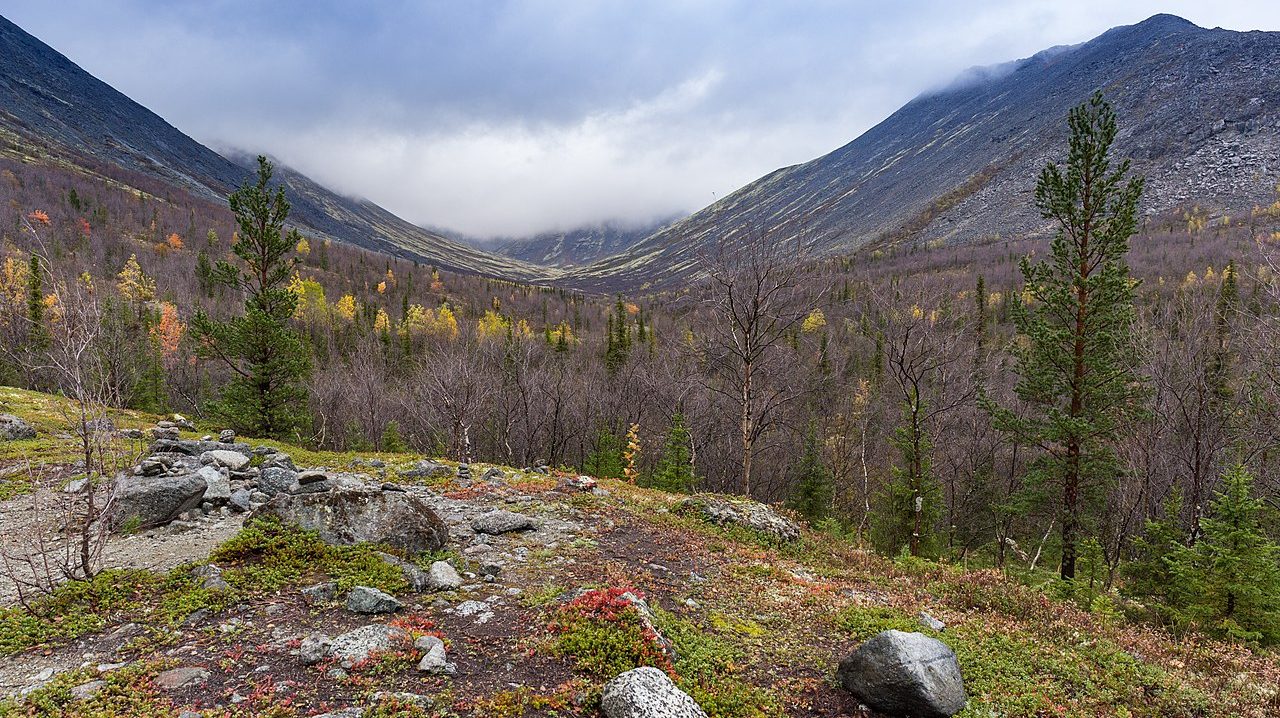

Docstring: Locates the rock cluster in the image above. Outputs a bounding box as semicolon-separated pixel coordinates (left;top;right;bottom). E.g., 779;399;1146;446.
675;496;801;542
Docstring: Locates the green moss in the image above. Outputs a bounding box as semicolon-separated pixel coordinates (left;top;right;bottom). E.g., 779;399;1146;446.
661;615;783;718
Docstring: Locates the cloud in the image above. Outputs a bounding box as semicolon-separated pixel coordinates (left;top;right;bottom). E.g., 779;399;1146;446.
5;0;1280;238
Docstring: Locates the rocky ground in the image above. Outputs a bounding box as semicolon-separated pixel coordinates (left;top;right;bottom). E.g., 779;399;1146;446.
1;388;1278;718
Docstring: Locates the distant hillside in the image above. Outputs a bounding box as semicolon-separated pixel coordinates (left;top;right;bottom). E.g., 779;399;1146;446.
495;218;677;269
0;15;553;283
563;14;1280;289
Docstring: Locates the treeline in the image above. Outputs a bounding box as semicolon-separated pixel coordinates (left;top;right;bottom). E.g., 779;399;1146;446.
2;136;1280;642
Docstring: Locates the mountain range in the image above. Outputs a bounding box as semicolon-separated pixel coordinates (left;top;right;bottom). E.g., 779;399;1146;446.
2;13;1278;291
0;15;553;283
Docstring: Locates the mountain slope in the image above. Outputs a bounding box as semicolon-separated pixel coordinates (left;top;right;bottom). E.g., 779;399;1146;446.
0;14;553;283
495;218;677;269
564;14;1280;289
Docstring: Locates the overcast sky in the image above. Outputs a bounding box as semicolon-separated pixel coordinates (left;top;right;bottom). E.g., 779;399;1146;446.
5;1;1280;239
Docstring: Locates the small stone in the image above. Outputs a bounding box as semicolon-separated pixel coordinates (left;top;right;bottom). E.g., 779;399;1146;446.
201;450;251;472
602;667;707;718
301;581;339;603
182;608;210;627
228;488;253;513
470;510;536;535
299;633;333;665
63;478;90;494
297;470;329;485
329;624;410;666
70;680;106;700
427;561;463;591
415;635;455;675
917;610;946;632
346;586;402;614
219;429;236;443
154;666;211;690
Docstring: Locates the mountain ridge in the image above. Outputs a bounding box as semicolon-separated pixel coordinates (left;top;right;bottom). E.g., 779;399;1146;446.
0;14;554;283
561;14;1280;289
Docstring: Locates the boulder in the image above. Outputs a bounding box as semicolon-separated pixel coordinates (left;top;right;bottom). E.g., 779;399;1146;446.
201;449;251;472
601;666;708;718
248;485;448;554
836;630;966;718
258;466;298;496
197;466;231;503
471;509;536;535
676;496;801;542
111;473;208;529
227;488;253;513
219;429;236;443
347;585;401;614
329;624;410;667
0;414;36;441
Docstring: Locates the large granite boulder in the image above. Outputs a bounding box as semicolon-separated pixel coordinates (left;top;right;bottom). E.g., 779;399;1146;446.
601;666;708;718
248;485;448;554
837;630;966;718
111;472;208;529
675;495;801;541
0;414;36;441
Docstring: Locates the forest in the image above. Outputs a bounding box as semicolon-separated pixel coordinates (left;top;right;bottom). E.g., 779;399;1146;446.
2;99;1280;646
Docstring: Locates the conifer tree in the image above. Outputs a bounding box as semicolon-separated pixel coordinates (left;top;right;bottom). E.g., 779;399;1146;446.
786;422;834;522
988;92;1146;580
26;254;47;352
647;411;696;493
1167;464;1280;644
191;156;311;440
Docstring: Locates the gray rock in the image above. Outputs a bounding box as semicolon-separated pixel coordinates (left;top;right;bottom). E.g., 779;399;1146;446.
415;635;455;675
426;561;462;591
470;509;536;535
0;414;37;441
228;488;253;513
118;428;145;440
377;552;430;592
154;666;211;690
837;630;966;718
372;691;432;708
601;666;708;718
248;485;449;554
311;709;363;718
202;449;251;472
151;426;181;441
70;680;106;700
258;466;298;496
261;452;297;472
198;466;231;503
297;470;329;485
399;459;450;479
111;472;208;529
917;611;946;632
288;478;333;494
347;585;401;614
482;467;506;480
219;429;236;443
301;581;339;603
299;633;333;665
329;624;410;667
676;496;801;541
63;477;91;494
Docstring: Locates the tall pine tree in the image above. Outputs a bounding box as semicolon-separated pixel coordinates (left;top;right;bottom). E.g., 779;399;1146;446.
192;156;311;440
988;92;1146;580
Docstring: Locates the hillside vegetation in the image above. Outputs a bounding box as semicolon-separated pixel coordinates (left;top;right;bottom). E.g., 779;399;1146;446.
0;387;1277;717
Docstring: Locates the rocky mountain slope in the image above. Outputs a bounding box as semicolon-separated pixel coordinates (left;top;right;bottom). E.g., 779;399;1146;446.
563;14;1280;289
495;219;677;269
0;386;1277;718
0;15;553;283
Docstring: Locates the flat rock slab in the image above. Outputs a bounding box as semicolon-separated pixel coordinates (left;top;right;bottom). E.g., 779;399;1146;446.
330;624;410;666
154;666;210;690
837;630;966;718
470;509;536;535
201;449;251;472
602;666;708;718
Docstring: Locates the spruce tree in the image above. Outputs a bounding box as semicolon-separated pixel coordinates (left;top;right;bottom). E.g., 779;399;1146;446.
647;411;696;493
988;92;1146;580
191;156;311;440
786;422;834;522
26;254;47;352
1167;464;1280;644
